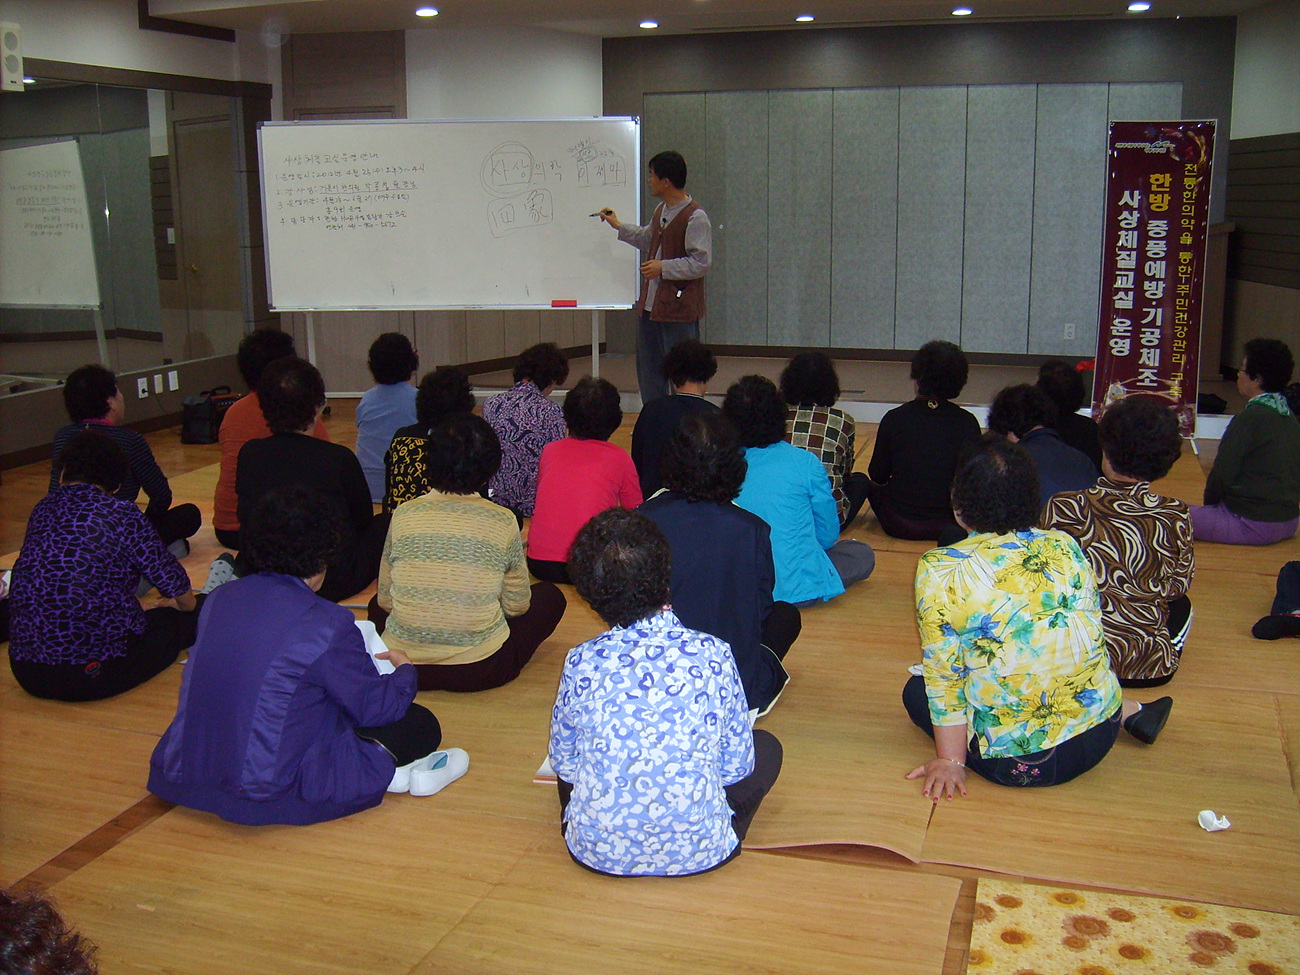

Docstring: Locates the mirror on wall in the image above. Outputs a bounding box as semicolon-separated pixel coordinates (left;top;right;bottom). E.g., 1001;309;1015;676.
0;80;246;396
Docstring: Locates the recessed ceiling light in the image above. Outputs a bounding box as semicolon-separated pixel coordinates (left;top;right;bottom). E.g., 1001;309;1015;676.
639;20;659;29
952;6;973;15
415;6;438;17
795;14;815;22
1127;1;1151;9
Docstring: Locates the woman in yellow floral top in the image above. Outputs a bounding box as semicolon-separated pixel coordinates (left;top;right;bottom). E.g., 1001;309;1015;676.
904;436;1174;800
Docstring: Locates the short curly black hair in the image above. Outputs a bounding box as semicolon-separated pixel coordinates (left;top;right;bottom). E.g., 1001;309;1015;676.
1037;358;1087;417
660;411;747;503
57;429;128;493
661;339;717;387
241;485;343;578
426;413;501;494
950;434;1041;535
568;507;671;628
257;357;326;435
236;328;296;389
987;384;1058;439
367;332;419;385
1098;395;1182;482
0;886;99;975
514;342;570;389
415;366;475;429
1243;338;1295;393
62;364;118;421
780;352;840;408
722;375;786;448
563;376;623;441
911;340;969;401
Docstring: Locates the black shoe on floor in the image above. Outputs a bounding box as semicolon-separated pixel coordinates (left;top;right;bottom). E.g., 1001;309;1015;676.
1124;696;1173;745
1252;613;1300;640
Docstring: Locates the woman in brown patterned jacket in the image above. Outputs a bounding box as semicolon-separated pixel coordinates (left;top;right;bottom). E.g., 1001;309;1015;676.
1041;395;1194;687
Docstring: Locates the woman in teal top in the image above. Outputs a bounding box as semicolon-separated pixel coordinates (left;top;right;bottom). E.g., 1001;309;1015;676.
723;376;875;607
904;436;1174;801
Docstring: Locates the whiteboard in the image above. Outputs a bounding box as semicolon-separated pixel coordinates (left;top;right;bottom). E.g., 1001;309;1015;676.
258;118;641;310
0;140;100;308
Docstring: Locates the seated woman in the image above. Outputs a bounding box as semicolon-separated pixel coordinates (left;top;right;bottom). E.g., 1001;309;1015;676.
383;365;476;512
640;411;799;716
369;413;566;692
987;383;1098;509
49;364;200;551
630;338;719;499
1038;358;1103;470
551;508;782;877
213;328;328;549
527;377;642;584
237;356;390;604
866;340;981;542
1043;396;1193;686
1192;338;1300;545
149;486;462;826
723;375;874;607
781;352;870;530
355;332;419;503
9;430;199;701
483;342;570;518
903;436;1172;800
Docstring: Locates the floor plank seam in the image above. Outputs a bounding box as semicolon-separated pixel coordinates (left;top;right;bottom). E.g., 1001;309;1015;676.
19;795;175;890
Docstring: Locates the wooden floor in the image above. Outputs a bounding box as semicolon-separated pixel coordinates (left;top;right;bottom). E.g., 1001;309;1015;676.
2;399;1297;974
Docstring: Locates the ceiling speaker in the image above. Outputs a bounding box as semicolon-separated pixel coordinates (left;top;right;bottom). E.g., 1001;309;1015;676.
1;23;24;93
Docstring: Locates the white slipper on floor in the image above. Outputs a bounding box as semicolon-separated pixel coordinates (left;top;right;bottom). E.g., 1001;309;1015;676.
388;749;440;794
410;748;470;797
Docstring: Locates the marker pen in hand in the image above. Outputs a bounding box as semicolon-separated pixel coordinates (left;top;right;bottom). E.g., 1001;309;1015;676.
590;208;614;218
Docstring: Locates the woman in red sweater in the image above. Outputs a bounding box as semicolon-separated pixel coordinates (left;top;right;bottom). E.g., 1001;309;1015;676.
527;377;642;584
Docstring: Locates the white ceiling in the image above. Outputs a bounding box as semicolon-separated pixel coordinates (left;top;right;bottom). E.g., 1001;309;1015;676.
149;0;1272;38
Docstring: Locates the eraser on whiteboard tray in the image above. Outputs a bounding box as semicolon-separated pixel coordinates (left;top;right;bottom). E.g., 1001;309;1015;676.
550;299;578;307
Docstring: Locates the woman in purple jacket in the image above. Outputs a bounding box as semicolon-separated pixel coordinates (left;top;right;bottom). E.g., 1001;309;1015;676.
149;486;460;826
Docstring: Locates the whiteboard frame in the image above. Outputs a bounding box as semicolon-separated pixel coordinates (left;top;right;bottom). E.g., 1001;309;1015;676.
257;117;642;312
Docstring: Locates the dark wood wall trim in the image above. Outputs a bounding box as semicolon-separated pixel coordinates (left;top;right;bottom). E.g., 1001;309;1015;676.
137;0;236;44
23;58;271;100
1226;132;1300;290
461;344;607;378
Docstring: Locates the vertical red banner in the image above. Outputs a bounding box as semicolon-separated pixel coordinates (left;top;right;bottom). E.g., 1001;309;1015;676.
1093;120;1215;435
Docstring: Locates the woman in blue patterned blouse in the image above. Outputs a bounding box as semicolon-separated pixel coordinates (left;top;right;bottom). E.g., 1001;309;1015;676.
549;508;782;876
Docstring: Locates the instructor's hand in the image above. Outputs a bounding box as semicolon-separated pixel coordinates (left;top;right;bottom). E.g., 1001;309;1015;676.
598;208;621;229
640;259;663;280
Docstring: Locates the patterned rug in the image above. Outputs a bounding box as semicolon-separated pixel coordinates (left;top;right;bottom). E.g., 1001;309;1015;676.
969;878;1300;974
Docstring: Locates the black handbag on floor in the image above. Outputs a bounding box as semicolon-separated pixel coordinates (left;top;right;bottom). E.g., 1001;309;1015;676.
180;385;240;444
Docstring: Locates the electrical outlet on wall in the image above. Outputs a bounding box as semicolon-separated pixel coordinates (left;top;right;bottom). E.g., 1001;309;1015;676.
1063;323;1076;340
136;377;149;398
167;370;179;391
153;374;163;394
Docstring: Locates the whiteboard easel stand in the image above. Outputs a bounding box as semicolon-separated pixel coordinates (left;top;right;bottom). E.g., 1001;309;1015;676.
92;309;109;369
591;310;600;379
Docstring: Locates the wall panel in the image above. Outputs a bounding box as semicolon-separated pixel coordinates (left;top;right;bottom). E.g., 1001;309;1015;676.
1028;83;1109;358
895;86;967;350
830;87;899;349
767;90;834;348
961;85;1036;353
705;91;769;345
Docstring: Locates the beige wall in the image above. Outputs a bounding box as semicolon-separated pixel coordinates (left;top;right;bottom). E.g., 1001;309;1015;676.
1226;280;1300;366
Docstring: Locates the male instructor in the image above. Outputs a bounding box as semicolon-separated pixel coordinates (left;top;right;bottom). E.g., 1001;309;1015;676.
599;150;712;404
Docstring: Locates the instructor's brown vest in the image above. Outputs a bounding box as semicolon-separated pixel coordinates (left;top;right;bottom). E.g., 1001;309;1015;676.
638;200;705;322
